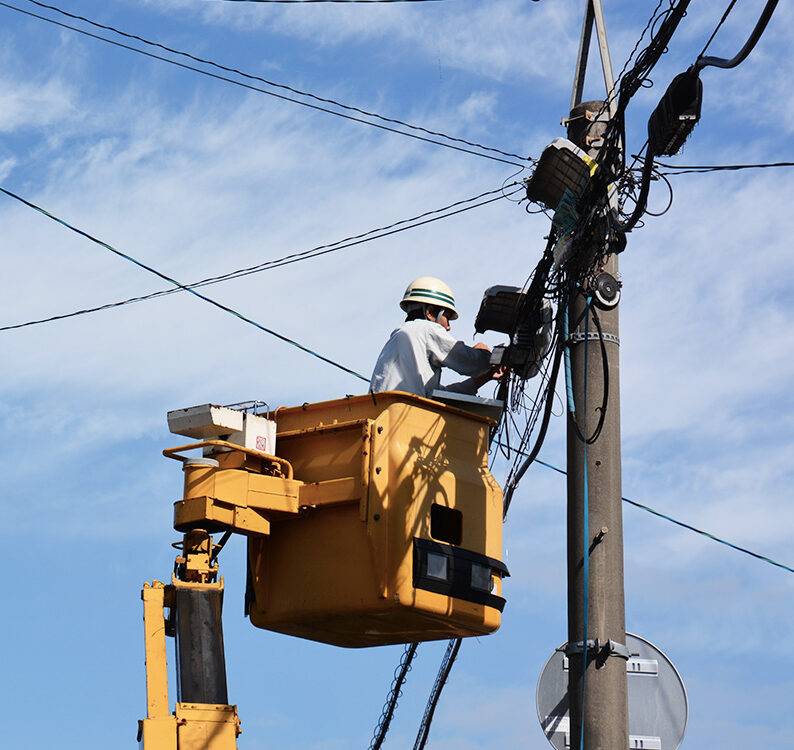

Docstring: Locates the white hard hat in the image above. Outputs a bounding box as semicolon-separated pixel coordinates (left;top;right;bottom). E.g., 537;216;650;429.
400;276;459;320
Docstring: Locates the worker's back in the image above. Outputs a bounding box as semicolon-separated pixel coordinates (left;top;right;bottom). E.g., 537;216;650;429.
370;319;490;397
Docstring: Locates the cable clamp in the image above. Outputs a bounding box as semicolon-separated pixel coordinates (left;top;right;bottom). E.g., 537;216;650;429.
566;330;620;346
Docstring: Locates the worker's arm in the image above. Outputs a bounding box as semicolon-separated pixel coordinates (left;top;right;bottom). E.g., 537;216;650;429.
442;365;505;394
426;329;494;394
428;330;490;374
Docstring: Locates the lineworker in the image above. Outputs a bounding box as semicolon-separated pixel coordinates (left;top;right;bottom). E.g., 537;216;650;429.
370;276;502;398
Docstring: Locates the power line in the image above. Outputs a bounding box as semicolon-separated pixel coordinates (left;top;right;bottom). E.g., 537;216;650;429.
620;494;794;575
220;0;541;2
655;160;794;174
413;637;461;750
0;184;369;382
369;642;419;750
10;0;531;168
220;0;451;3
503;449;794;576
697;0;739;60
695;0;779;72
0;184;521;333
219;0;542;3
608;0;671;103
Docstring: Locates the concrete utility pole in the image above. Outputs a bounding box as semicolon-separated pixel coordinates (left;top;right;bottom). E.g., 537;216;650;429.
565;2;629;749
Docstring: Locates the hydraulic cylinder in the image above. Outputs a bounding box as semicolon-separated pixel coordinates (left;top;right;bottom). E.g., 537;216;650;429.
175;585;229;705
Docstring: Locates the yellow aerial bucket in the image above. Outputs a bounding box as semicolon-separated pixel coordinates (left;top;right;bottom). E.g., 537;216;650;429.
244;392;507;648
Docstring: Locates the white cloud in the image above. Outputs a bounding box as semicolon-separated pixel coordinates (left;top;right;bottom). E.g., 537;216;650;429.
0;157;16;180
457;90;498;124
0;75;76;132
147;0;579;85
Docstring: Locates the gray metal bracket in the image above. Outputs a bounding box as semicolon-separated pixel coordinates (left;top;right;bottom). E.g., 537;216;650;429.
607;639;631;660
560;638;630;660
561;639;600;655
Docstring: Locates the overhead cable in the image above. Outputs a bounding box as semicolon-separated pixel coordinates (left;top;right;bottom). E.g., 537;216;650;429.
695;0;779;71
620;493;794;575
604;0;671;107
12;0;530;168
413;637;461;750
620;140;657;231
0;185;369;382
502;310;563;516
655;160;794;174
499;447;794;576
0;184;521;333
219;0;450;3
696;0;739;60
369;642;419;750
219;0;542;2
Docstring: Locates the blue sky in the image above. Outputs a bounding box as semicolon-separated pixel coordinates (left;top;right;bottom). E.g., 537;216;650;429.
2;0;793;748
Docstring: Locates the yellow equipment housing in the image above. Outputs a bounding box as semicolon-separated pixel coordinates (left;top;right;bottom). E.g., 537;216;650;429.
169;392;507;648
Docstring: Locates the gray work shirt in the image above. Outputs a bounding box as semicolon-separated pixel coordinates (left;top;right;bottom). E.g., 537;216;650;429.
369;319;491;398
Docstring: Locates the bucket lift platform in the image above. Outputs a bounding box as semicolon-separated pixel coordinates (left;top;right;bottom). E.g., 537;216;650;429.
247;391;507;647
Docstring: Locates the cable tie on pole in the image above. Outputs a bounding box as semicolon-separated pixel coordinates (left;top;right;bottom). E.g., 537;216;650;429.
567;330;620;346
